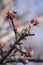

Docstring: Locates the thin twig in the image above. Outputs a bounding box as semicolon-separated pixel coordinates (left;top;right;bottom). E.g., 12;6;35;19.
0;29;34;64
10;19;18;40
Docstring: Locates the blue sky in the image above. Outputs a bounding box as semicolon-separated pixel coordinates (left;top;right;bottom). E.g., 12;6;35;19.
11;0;43;21
1;0;43;65
3;0;43;56
10;0;43;65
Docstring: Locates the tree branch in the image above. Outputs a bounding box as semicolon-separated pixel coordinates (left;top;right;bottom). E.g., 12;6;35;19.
0;28;34;64
10;19;18;40
3;55;43;64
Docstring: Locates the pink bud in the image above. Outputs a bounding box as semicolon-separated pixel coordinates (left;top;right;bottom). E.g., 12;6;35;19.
28;50;33;57
31;18;39;26
0;41;4;48
28;32;33;34
23;57;28;64
31;19;34;23
8;11;16;17
34;18;39;25
6;11;17;20
26;47;34;57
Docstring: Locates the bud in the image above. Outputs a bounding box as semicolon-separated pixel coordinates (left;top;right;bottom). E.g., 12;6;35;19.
31;19;34;23
23;57;28;64
26;47;34;57
31;18;39;26
28;50;33;57
28;32;35;36
8;11;17;17
6;10;17;20
34;18;39;25
0;41;4;48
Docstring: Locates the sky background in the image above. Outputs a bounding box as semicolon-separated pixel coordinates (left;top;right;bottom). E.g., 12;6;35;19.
0;0;43;65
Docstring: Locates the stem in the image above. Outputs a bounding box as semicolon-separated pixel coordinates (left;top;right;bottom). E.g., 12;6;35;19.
0;34;24;64
10;19;18;40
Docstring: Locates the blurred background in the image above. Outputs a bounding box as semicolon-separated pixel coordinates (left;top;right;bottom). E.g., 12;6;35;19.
0;0;43;65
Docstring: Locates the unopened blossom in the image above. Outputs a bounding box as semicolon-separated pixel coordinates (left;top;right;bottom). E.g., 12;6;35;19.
31;18;39;26
23;57;28;64
8;11;17;17
0;41;5;48
6;10;17;20
28;32;35;36
26;47;34;58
